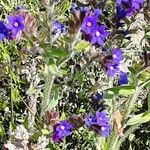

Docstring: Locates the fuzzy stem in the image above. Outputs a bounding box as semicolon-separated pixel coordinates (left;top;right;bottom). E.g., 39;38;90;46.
10;77;14;125
111;136;119;150
116;78;150;148
124;87;140;120
41;28;81;116
41;73;55;116
96;137;102;150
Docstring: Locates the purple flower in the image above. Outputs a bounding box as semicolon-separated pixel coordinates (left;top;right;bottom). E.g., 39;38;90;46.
101;124;111;137
6;15;24;36
90;92;103;101
91;25;108;46
70;3;77;12
52;120;72;142
116;0;129;5
116;0;144;16
118;71;128;85
96;111;109;126
81;16;97;34
84;113;97;127
95;92;103;100
106;63;119;77
0;21;9;40
52;20;66;34
51;133;61;142
132;0;144;9
112;48;123;64
85;111;110;137
92;9;102;18
70;3;90;13
116;6;127;19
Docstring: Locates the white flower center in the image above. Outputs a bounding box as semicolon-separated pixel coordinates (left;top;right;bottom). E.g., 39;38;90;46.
14;22;19;27
101;126;105;131
110;66;114;70
95;31;100;37
113;54;117;59
60;125;65;130
86;22;92;27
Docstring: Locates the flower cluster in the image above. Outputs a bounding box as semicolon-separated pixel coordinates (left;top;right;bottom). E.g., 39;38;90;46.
81;9;108;46
106;48;128;85
52;20;66;34
118;71;128;85
84;111;110;137
0;15;24;40
106;48;123;77
116;0;144;17
89;92;103;101
0;21;9;40
52;120;72;142
70;3;90;13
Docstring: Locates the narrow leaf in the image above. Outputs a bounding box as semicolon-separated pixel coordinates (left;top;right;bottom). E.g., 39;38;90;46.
126;112;150;126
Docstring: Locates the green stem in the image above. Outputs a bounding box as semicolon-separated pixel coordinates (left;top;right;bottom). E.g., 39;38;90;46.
124;77;150;122
41;27;81;116
41;73;55;116
10;77;14;124
124;87;140;120
116;78;150;148
136;66;150;77
111;136;119;150
96;137;102;150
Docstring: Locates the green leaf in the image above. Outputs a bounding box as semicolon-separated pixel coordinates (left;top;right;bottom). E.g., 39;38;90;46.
49;64;62;77
103;91;114;99
119;88;135;95
144;32;150;39
101;138;108;150
0;122;5;137
148;86;150;112
60;112;66;120
0;100;7;110
74;40;90;51
10;70;17;83
106;86;135;96
59;0;70;14
47;90;59;110
26;87;37;95
128;64;141;74
47;48;68;58
41;129;49;135
11;87;20;103
41;43;68;59
126;112;150;126
76;73;84;85
23;117;28;129
32;130;42;140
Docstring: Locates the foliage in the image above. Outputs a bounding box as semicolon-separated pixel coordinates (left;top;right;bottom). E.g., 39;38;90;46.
0;0;150;150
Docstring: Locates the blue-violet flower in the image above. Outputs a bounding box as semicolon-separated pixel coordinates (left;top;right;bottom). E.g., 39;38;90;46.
112;48;123;64
118;71;128;85
0;21;9;40
91;25;108;45
81;16;97;34
84;111;110;137
52;20;66;34
52;120;72;142
107;63;119;77
6;15;24;36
